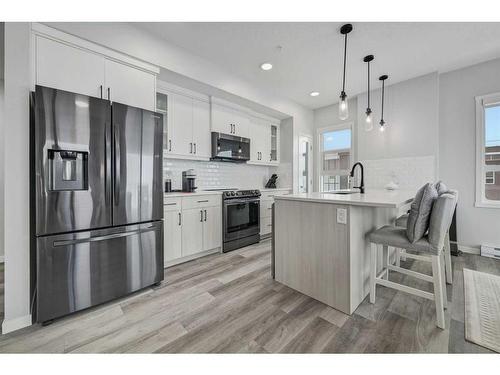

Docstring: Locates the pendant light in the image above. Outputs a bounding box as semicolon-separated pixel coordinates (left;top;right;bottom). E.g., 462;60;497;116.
338;24;353;120
379;75;388;132
363;55;374;131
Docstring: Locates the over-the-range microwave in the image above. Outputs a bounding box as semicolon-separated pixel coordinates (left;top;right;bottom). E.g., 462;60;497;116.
211;132;250;162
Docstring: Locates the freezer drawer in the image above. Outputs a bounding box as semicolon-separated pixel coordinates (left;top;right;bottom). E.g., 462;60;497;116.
36;221;163;323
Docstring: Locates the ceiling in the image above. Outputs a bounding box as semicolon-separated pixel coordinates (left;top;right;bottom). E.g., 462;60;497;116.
135;22;500;109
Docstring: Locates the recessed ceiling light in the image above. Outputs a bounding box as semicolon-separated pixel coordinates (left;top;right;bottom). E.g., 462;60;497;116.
260;63;273;71
310;91;320;97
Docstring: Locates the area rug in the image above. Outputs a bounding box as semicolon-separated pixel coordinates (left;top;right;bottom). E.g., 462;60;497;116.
463;268;500;353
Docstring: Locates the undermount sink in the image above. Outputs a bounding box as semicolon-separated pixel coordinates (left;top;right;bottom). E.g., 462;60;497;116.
324;189;359;195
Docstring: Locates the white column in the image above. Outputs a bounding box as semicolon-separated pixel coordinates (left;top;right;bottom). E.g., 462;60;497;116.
2;22;33;334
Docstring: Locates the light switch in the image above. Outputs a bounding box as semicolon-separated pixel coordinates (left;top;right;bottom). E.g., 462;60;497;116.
337;208;347;224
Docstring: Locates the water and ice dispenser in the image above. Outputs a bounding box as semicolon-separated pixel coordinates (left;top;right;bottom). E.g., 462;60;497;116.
48;150;88;191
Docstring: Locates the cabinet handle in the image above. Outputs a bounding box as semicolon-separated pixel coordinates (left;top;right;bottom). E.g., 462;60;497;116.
194;143;197;154
197;200;209;203
190;143;193;153
107;87;111;101
100;85;103;99
200;210;203;222
204;209;207;221
267;224;273;227
178;212;182;226
165;203;177;206
169;139;172;151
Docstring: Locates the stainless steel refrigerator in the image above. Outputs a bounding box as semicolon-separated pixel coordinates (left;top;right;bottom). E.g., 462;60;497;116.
30;85;164;323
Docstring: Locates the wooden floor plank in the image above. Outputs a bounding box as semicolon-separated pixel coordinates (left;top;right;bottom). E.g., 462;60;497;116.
1;243;499;353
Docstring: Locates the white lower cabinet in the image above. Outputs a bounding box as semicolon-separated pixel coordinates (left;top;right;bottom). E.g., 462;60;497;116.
164;195;222;267
259;189;292;238
164;210;182;263
181;208;205;257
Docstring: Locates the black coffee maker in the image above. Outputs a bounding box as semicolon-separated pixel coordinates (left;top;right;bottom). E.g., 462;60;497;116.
182;169;197;192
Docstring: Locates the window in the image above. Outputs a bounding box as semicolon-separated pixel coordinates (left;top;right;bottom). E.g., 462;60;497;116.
317;124;352;192
476;94;500;207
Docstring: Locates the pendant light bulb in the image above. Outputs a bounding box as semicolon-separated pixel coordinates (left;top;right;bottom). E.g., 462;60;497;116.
364;109;373;131
339;93;349;120
379;124;385;132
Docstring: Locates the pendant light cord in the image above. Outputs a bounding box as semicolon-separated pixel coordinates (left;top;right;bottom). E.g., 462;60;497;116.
381;79;385;120
342;33;347;93
367;60;370;109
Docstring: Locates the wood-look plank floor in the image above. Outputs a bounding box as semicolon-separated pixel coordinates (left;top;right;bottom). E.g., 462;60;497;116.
0;242;499;353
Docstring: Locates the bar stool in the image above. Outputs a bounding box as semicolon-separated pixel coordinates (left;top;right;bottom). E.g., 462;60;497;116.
395;214;453;284
368;191;458;329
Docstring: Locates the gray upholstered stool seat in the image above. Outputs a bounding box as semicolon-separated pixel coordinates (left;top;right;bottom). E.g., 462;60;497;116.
369;225;437;255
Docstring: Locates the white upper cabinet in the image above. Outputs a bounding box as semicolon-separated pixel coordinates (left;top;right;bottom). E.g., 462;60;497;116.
34;31;157;111
36;36;105;99
104;59;156;111
211;103;249;138
249;117;271;164
192;99;212;158
163;89;211;160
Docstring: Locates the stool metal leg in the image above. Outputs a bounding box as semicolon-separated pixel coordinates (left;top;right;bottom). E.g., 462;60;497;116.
370;243;378;304
444;232;453;284
431;254;446;329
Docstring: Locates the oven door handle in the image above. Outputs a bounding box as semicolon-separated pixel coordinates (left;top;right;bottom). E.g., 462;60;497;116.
224;199;260;205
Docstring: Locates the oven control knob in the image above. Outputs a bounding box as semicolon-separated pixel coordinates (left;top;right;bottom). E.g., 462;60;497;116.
231;191;236;196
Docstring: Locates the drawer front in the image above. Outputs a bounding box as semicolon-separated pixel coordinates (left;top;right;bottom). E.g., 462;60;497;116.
260;200;274;218
182;194;221;210
164;197;182;212
261;190;291;201
260;216;273;235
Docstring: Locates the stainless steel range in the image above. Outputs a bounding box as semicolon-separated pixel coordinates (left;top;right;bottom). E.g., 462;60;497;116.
222;190;261;252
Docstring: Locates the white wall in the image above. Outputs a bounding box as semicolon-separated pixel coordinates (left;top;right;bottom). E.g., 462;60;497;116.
2;23;32;333
0;79;4;263
440;58;500;249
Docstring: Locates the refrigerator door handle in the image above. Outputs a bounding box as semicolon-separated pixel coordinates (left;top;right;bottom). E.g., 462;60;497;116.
113;126;121;206
53;230;140;247
104;122;111;205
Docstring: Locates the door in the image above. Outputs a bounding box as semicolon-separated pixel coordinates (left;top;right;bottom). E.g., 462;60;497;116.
33;86;112;235
181;208;204;257
298;135;313;193
164;210;182;263
192;99;211;158
141;110;163;222
112;103;142;226
203;206;222;251
36;222;163;322
104;59;156;111
36;36;105;99
170;93;193;156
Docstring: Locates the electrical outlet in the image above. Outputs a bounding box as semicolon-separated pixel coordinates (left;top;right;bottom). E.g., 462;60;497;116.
337;208;347;224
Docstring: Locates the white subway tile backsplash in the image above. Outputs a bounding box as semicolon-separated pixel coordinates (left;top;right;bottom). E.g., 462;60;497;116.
163;157;282;190
362;155;436;191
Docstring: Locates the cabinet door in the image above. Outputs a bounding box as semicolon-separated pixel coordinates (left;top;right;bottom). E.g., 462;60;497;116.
233;110;250;138
170;93;194;156
181;208;204;257
36;36;105;98
104;59;156;111
270;124;280;163
192;99;211;158
211;104;233;135
164;210;182;264
203;206;222;251
250;119;271;163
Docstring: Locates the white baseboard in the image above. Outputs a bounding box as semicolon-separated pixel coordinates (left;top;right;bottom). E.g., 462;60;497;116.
1;314;32;334
164;247;221;268
456;243;481;255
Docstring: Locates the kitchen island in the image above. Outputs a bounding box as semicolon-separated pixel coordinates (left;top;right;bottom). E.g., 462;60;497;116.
273;189;414;314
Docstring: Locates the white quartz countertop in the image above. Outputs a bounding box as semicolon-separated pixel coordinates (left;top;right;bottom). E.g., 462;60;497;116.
274;189;414;208
164;190;223;198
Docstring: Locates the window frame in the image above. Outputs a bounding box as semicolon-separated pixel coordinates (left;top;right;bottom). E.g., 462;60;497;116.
475;93;500;208
316;122;353;192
